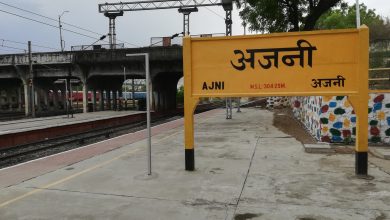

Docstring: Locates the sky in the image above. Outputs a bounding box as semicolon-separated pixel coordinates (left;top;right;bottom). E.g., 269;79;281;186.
0;0;389;54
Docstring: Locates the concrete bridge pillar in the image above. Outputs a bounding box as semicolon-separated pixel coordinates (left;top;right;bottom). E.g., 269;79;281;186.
75;64;90;113
18;86;23;111
22;80;30;116
152;91;158;112
118;90;123;110
8;90;13;111
106;90;111;110
35;90;41;112
99;89;104;111
113;91;117;111
92;89;97;112
53;90;59;110
61;91;66;110
43;90;49;111
14;67;30;116
151;73;181;112
82;83;88;113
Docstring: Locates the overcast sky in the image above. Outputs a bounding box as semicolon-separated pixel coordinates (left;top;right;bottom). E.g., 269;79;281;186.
0;0;388;54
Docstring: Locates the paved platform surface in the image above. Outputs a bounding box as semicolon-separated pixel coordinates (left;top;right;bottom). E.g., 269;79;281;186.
371;147;390;160
0;108;389;220
0;111;143;135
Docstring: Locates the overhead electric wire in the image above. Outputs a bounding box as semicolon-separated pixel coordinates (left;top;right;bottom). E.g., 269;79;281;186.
0;1;140;47
204;6;224;20
0;1;103;36
0;9;105;41
0;48;22;53
0;44;26;52
0;38;59;50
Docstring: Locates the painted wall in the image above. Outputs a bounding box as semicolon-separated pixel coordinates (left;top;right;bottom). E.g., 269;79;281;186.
291;94;390;144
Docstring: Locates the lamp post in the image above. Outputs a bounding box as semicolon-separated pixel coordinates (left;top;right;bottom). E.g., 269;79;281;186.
126;53;151;176
59;10;69;51
356;0;361;27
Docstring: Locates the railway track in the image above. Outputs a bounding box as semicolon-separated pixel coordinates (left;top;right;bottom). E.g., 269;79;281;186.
0;114;182;169
0;112;25;122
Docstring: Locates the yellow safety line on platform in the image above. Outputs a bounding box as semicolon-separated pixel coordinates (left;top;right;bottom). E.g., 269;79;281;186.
0;148;140;208
151;113;214;144
155;130;182;143
0;111;218;208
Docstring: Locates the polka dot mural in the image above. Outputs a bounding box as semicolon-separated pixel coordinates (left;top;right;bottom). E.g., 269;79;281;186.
291;94;390;145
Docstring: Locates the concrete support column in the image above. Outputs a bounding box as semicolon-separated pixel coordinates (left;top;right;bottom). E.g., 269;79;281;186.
18;86;23;111
61;91;66;110
150;83;155;111
131;78;135;109
158;92;162;112
107;90;111;110
99;89;104;111
92;89;97;112
163;93;168;111
23;82;30;116
113;91;117;111
53;91;59;110
8;90;13;111
43;90;49;111
82;83;88;113
35;90;41;112
118;90;123;110
48;91;54;111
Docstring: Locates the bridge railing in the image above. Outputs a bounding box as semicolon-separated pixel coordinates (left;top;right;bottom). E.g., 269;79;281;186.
71;43;125;51
149;33;225;47
0;52;73;65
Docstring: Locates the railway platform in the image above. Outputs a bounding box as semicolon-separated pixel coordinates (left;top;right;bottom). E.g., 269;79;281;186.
0;111;143;135
0;111;145;149
0;108;389;219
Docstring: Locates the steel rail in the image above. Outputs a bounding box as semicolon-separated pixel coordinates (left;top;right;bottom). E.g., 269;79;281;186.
0;115;176;168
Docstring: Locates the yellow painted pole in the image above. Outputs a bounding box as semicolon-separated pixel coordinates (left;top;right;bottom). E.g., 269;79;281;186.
348;25;369;175
183;37;199;171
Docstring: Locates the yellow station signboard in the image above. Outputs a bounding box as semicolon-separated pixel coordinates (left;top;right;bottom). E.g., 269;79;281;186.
183;27;369;175
188;29;363;97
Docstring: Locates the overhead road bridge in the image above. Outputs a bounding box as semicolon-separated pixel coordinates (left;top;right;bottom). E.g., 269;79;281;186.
0;46;183;116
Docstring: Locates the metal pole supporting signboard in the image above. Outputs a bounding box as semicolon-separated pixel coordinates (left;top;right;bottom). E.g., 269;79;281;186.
126;53;151;175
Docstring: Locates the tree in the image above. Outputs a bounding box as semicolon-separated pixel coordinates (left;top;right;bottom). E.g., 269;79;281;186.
176;85;184;104
316;3;390;42
237;0;341;33
315;4;390;69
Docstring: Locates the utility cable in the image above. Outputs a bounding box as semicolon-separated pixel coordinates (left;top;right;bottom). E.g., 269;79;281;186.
0;44;27;52
203;6;224;20
0;1;103;36
0;38;59;50
0;48;22;53
0;9;105;41
0;1;140;47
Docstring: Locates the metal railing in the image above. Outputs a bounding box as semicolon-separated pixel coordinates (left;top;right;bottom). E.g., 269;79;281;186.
149;33;225;47
71;43;125;51
369;67;390;90
0;52;73;65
